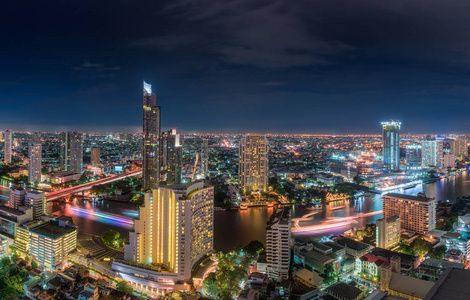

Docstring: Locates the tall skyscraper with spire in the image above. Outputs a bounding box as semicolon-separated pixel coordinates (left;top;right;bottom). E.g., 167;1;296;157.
142;81;161;190
381;120;401;172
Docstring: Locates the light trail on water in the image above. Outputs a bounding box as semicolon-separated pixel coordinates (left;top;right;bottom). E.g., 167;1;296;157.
70;207;134;225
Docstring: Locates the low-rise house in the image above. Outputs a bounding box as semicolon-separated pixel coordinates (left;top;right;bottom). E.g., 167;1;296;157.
293;268;323;289
418;258;464;281
356;254;389;277
325;282;363;300
336;237;372;259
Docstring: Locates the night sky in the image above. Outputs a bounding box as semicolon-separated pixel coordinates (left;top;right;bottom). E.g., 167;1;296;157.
2;0;470;133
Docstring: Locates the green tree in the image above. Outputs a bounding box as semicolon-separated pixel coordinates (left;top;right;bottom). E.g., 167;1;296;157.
429;245;447;259
243;240;264;257
31;260;38;269
116;281;133;294
101;229;123;249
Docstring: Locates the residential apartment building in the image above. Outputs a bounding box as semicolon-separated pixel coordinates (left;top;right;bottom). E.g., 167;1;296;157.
28;143;42;183
382;193;437;234
376;215;400;249
266;207;291;280
450;138;468;160
29;218;77;271
238;134;269;193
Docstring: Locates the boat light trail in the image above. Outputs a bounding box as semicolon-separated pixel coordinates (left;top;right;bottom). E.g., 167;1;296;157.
70;207;134;225
292;220;358;233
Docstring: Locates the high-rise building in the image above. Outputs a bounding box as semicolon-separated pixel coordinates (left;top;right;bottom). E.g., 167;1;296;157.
376;215;400;249
28;218;77;271
161;129;182;185
444;153;456;168
381;121;401;172
4;130;12;164
69;132;83;174
59;131;83;173
266;206;291;280
28;143;42;183
422;140;443;169
142;81;161;190
238;134;269;193
405;144;421;173
124;181;214;281
91;145;100;165
451;138;468;161
9;187;26;209
200;138;209;178
59;132;68;170
25;191;46;219
382;193;437;234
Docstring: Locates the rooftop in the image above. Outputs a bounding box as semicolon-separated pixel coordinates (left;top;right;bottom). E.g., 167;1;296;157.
424;268;470;300
0;205;24;216
421;258;464;270
389;273;434;299
383;193;435;203
29;221;76;239
336;237;371;251
326;282;363;300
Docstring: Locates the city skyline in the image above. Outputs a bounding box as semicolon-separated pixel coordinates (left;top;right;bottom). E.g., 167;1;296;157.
3;1;470;133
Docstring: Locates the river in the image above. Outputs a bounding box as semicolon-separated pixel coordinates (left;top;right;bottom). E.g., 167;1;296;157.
2;170;470;252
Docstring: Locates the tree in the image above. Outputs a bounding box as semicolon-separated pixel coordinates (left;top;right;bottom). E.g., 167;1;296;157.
203;253;249;299
101;229;123;249
31;260;38;269
243;240;264;257
116;281;133;294
429;245;447;259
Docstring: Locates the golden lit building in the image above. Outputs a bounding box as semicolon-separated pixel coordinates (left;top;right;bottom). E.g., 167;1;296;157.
450;138;468;161
382;193;436;234
238;134;269;193
376;215;400;249
124;181;214;281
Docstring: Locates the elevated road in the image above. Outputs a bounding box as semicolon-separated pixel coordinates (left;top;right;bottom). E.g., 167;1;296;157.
45;169;142;201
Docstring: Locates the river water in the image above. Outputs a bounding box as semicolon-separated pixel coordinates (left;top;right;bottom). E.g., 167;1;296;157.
2;170;470;252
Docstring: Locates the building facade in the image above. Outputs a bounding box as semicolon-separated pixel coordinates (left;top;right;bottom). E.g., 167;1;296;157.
200;138;209;178
450;138;468;161
28;142;42;183
422;140;443;169
25;191;46;219
376;215;400;249
381;121;401;172
9;187;26;209
142;81;161;190
4;129;12;164
59;132;83;173
161;129;182;185
266;207;291;280
382;193;437;234
443;153;455;168
124;181;213;281
238;134;269;193
29;219;77;271
405;144;422;173
90;145;100;165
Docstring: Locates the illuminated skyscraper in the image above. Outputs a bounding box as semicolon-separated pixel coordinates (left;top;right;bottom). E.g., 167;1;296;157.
381;121;401;172
376;215;400;249
28;143;42;183
422;140;443;169
405;144;421;173
91;145;100;165
238;134;269;193
4;130;12;164
9;187;26;209
200;138;209;177
142;81;161;190
59;132;68;170
58;131;83;173
25;190;46;219
451;138;468;160
69;132;83;174
162;129;182;185
124;181;213;281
